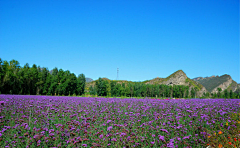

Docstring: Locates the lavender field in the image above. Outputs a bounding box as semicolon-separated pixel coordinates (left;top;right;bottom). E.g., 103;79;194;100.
0;95;239;148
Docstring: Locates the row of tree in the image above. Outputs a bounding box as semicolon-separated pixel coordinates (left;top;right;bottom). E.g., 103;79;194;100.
90;78;196;98
89;78;240;98
0;58;86;96
206;88;238;99
1;58;239;98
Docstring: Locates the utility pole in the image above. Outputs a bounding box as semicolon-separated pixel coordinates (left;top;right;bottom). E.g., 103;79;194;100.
116;68;119;80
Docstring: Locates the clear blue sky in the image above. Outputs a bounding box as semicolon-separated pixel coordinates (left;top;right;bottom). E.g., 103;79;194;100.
0;0;239;82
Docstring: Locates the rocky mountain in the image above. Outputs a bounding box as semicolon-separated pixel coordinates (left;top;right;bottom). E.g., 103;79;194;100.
192;74;239;93
144;70;207;96
192;75;215;81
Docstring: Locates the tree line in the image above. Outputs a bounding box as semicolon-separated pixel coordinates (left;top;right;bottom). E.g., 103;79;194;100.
90;78;194;98
207;87;240;99
89;78;240;99
1;58;239;98
0;58;85;96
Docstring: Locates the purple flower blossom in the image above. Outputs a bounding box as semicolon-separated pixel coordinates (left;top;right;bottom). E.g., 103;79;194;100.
120;132;126;137
82;144;87;147
159;135;165;141
160;129;169;133
107;126;112;131
49;129;54;133
183;135;191;140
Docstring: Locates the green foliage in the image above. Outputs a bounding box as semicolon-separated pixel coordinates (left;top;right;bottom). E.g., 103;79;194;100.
77;74;86;95
95;78;108;96
223;89;229;98
217;88;222;98
230;90;233;98
89;85;97;95
1;58;239;99
0;58;86;96
89;80;192;98
185;78;202;91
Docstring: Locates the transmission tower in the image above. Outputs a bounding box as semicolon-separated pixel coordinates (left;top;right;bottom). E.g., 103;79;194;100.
117;68;119;80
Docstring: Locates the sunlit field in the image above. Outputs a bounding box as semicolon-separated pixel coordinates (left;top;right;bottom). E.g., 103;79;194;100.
0;95;239;148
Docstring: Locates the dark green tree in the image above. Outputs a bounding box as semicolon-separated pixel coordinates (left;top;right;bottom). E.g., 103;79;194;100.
96;78;107;96
223;89;229;98
217;88;222;98
77;74;86;95
110;81;117;97
230;90;233;98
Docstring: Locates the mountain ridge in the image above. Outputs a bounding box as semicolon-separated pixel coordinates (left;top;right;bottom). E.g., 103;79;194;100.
86;70;238;96
192;74;239;93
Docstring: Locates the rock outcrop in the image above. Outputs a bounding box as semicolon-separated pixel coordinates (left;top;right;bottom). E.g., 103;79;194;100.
197;86;208;96
192;74;237;93
162;70;188;86
211;77;232;93
145;70;207;97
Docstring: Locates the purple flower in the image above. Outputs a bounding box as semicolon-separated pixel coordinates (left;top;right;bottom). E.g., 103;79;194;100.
107;126;112;131
82;144;87;147
183;136;190;140
120;132;126;137
167;142;174;148
111;138;117;142
99;134;103;139
107;120;112;124
160;129;169;133
33;135;38;139
151;141;155;144
159;135;165;141
186;110;193;113
49;129;54;133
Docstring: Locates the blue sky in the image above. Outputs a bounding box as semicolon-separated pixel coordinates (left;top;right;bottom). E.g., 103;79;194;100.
0;0;239;82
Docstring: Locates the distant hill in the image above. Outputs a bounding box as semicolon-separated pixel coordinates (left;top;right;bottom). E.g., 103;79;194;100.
192;74;238;93
192;75;216;81
143;70;207;96
86;78;93;83
87;70;208;97
86;70;239;96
